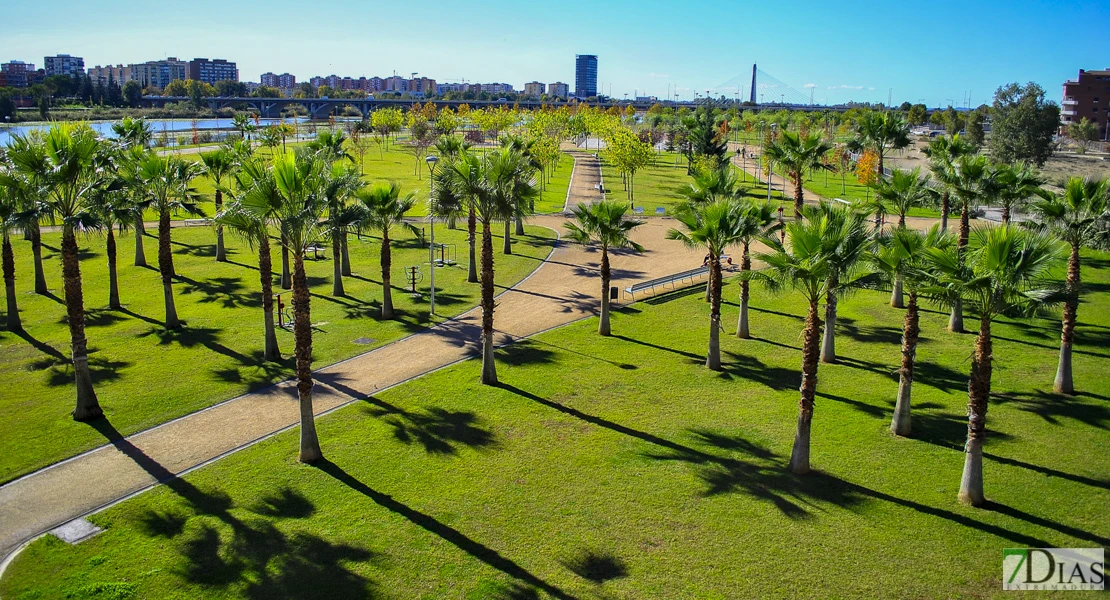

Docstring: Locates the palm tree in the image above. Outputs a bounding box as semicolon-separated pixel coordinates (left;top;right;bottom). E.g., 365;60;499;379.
922;226;1062;505
318;164;363;296
0;183;23;331
111;117;153;149
804;202;870;364
241;151;328;462
849;110;910;177
88;168;134;310
732;201;779;338
356;182;418;319
434;134;471;159
749;217;835;474
139;154;204;328
871;167;932;307
1029;177;1109;394
764;131;832;218
923;134;974;233
112;145;153;268
199;148;238;262
676;164;747;206
40;124;107;420
217;158;282;361
871;225;954;435
306;130;353;164
992;162;1046;224
2;134;51;294
940;154;996;333
668;200;745;370
564;200;644;336
500;134;541;236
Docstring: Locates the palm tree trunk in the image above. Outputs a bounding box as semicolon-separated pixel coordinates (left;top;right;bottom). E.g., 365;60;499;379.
959;204;970;248
293;253;323;463
215;189;226;262
107;228;121;310
448;215;457;230
515;215;525;236
706;255;722;370
331;229;344;296
480;220;497;385
950;220;968;333
793;171;804;219
890;275;904;309
1055;243;1080;394
341;230;352;277
3;233;22;331
599;246;611;336
467;206;478;283
891;291;919;436
62;229;101;421
939;192;949;233
280;233;291;290
503;220;512;255
1001;206;1011;225
737;243;751;338
820;278;838;364
381;230;394;319
791;299;821;474
259;236;280;361
133;216;147;267
30;224;48;294
959;315;991;506
158;210;179;328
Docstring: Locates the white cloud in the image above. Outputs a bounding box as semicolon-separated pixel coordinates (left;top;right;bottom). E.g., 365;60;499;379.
649;72;669;79
827;84;864;90
804;83;817;88
868;87;876;91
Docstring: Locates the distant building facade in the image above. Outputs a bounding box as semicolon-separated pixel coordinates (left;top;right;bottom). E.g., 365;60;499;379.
524;81;545;97
1;61;35;88
130;58;188;90
575;54;597;98
1062;68;1110;140
188;58;238;84
87;64;132;87
547;81;569;99
261;72;296;89
44;54;84;77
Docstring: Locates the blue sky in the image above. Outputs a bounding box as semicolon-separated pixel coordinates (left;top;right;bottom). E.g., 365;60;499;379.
3;0;1107;107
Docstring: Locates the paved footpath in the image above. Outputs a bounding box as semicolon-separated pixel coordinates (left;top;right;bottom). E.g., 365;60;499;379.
0;153;701;567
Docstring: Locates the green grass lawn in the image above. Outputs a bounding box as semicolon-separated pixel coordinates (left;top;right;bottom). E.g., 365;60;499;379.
798;171;943;218
0;223;555;483
4;248;1107;598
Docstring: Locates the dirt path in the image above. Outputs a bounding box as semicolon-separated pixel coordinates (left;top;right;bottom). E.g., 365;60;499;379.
0;154;702;568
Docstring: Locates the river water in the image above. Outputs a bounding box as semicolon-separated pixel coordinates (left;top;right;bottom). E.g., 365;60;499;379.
0;117;310;146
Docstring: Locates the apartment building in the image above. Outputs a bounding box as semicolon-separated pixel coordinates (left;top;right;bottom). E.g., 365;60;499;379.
130;57;188;90
188;58;238;84
261;72;296;89
44;54;85;77
547;81;569;99
524;81;545;97
87;64;132;86
1062;68;1110;140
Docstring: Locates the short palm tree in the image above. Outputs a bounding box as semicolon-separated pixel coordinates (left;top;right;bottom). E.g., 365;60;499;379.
241;151;328;462
922;226;1063;506
306;130;353;164
2;134;51;294
88;169;134;310
923;134;974;233
1028;177;1109;394
138;154;204;328
356;182;418;319
564;200;644;336
0;183;23;331
749;218;835;474
40;124;108;420
870;225;954;436
111;116;153;149
871;167;932;307
199;148;239;262
732;200;779;338
676;164;747;206
113;145;153;267
940;154;996;333
992;162;1046;224
319;164;363;295
216;161;282;362
849;110;910;177
763;131;832;218
804;202;870;364
668;200;745;370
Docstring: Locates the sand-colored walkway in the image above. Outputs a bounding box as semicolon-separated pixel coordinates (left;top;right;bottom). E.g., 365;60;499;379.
0;155;701;567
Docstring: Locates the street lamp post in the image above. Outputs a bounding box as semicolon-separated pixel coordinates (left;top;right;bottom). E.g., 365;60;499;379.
757;121;765;181
767;123;778;201
425;155;439;315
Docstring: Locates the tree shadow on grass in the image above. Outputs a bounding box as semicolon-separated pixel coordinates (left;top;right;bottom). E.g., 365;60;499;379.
610;333;702;361
994;389;1110;430
5;328;67;360
719;351;799;390
139;325;251;364
210;351;294;392
835;316;903;345
170;239;233;259
513;337;638;370
36;348;131;387
360;395;498;455
177;275;257;309
55;308;128;329
915;361;967;393
561;549;628;583
495;339;558;367
313;459;573;600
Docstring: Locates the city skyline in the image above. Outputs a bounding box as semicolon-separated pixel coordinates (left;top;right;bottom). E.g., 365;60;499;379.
1;0;1107;106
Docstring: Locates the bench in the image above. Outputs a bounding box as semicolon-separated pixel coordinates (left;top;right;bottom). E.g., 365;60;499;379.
633;206;644;216
654;207;666;217
304;244;327;260
623;266;709;301
182;218;209;227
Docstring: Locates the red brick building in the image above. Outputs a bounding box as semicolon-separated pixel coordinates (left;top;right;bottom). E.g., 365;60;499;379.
1062;68;1110;140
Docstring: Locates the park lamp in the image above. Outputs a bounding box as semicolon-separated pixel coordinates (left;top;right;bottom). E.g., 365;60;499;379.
425;155;439;316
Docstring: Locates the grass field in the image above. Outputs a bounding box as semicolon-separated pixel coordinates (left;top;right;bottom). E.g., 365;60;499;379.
0;223;556;483
4;249;1107;598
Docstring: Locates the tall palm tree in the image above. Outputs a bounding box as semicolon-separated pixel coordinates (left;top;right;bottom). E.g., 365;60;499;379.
564;200;644;336
923;134;974;233
500;134;540;236
764;131;832;218
992;162;1046;224
199;148;238;262
849;110;910;177
729;200;779;338
218;158;283;361
871;225;954;436
922;226;1062;506
113;145;153;268
316;164;363;296
941;154;996;333
139;154;204;328
88;166;134;310
356;182;418;319
749;217;835;474
668;200;745;370
871;167;932;307
40;124;107;420
0;183;22;331
1029;177;1109;394
2;134;51;294
804;202;870;364
241;151;328;462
